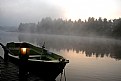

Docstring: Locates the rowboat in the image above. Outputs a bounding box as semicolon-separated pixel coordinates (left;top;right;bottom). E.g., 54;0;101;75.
0;42;69;80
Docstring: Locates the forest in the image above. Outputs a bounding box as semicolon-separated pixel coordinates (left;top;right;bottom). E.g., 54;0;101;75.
18;17;121;37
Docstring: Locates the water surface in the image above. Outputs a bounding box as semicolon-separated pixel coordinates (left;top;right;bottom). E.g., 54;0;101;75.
0;32;121;81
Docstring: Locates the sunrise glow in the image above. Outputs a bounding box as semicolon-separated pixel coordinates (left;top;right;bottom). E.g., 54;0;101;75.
53;0;121;20
0;0;121;26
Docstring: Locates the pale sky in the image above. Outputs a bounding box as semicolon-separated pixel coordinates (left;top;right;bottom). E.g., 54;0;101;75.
0;0;121;26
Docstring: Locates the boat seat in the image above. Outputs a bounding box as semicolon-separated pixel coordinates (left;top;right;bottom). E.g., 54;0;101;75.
29;55;41;58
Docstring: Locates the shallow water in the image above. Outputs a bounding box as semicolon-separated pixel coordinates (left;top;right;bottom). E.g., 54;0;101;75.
0;32;121;81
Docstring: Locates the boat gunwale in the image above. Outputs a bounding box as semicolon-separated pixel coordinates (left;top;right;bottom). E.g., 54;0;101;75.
8;53;69;63
7;42;69;63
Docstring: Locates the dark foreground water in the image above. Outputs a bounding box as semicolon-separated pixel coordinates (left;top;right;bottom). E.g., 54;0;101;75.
0;31;121;81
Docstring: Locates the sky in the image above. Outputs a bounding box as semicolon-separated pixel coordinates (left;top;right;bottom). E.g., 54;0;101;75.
0;0;121;26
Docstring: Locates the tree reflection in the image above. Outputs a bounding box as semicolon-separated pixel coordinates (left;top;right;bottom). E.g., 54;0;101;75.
18;34;121;60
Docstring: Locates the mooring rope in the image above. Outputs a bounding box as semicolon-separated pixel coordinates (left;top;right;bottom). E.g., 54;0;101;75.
60;71;63;81
64;68;66;81
60;68;67;81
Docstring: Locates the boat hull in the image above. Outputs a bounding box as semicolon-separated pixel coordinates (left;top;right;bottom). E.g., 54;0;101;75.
8;54;67;80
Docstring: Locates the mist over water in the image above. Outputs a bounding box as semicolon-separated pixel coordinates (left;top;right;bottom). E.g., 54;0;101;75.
0;32;121;81
0;31;121;60
18;33;121;60
0;0;121;80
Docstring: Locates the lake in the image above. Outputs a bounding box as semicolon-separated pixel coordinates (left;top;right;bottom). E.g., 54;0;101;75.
0;31;121;81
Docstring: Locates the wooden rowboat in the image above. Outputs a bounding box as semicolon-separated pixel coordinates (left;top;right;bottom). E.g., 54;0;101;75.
0;42;69;80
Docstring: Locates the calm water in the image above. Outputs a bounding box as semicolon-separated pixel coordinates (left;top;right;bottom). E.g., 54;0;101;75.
0;31;121;81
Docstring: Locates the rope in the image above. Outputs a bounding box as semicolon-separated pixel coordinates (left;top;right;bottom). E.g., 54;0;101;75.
60;71;63;81
60;68;67;81
64;68;67;81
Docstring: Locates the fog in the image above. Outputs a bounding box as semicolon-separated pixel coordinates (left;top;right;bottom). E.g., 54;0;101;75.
0;31;121;60
0;0;64;26
0;0;121;26
0;1;121;80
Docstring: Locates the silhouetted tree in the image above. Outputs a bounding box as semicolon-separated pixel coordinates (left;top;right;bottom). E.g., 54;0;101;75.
112;18;121;37
18;17;121;38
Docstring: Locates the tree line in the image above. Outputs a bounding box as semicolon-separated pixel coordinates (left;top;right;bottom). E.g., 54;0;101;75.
18;17;121;37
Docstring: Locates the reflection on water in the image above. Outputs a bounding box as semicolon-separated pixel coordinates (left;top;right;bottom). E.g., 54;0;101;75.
57;49;121;81
0;32;121;81
18;33;121;60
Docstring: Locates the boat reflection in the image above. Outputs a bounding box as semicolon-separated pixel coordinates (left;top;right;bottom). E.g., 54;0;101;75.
18;33;121;60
